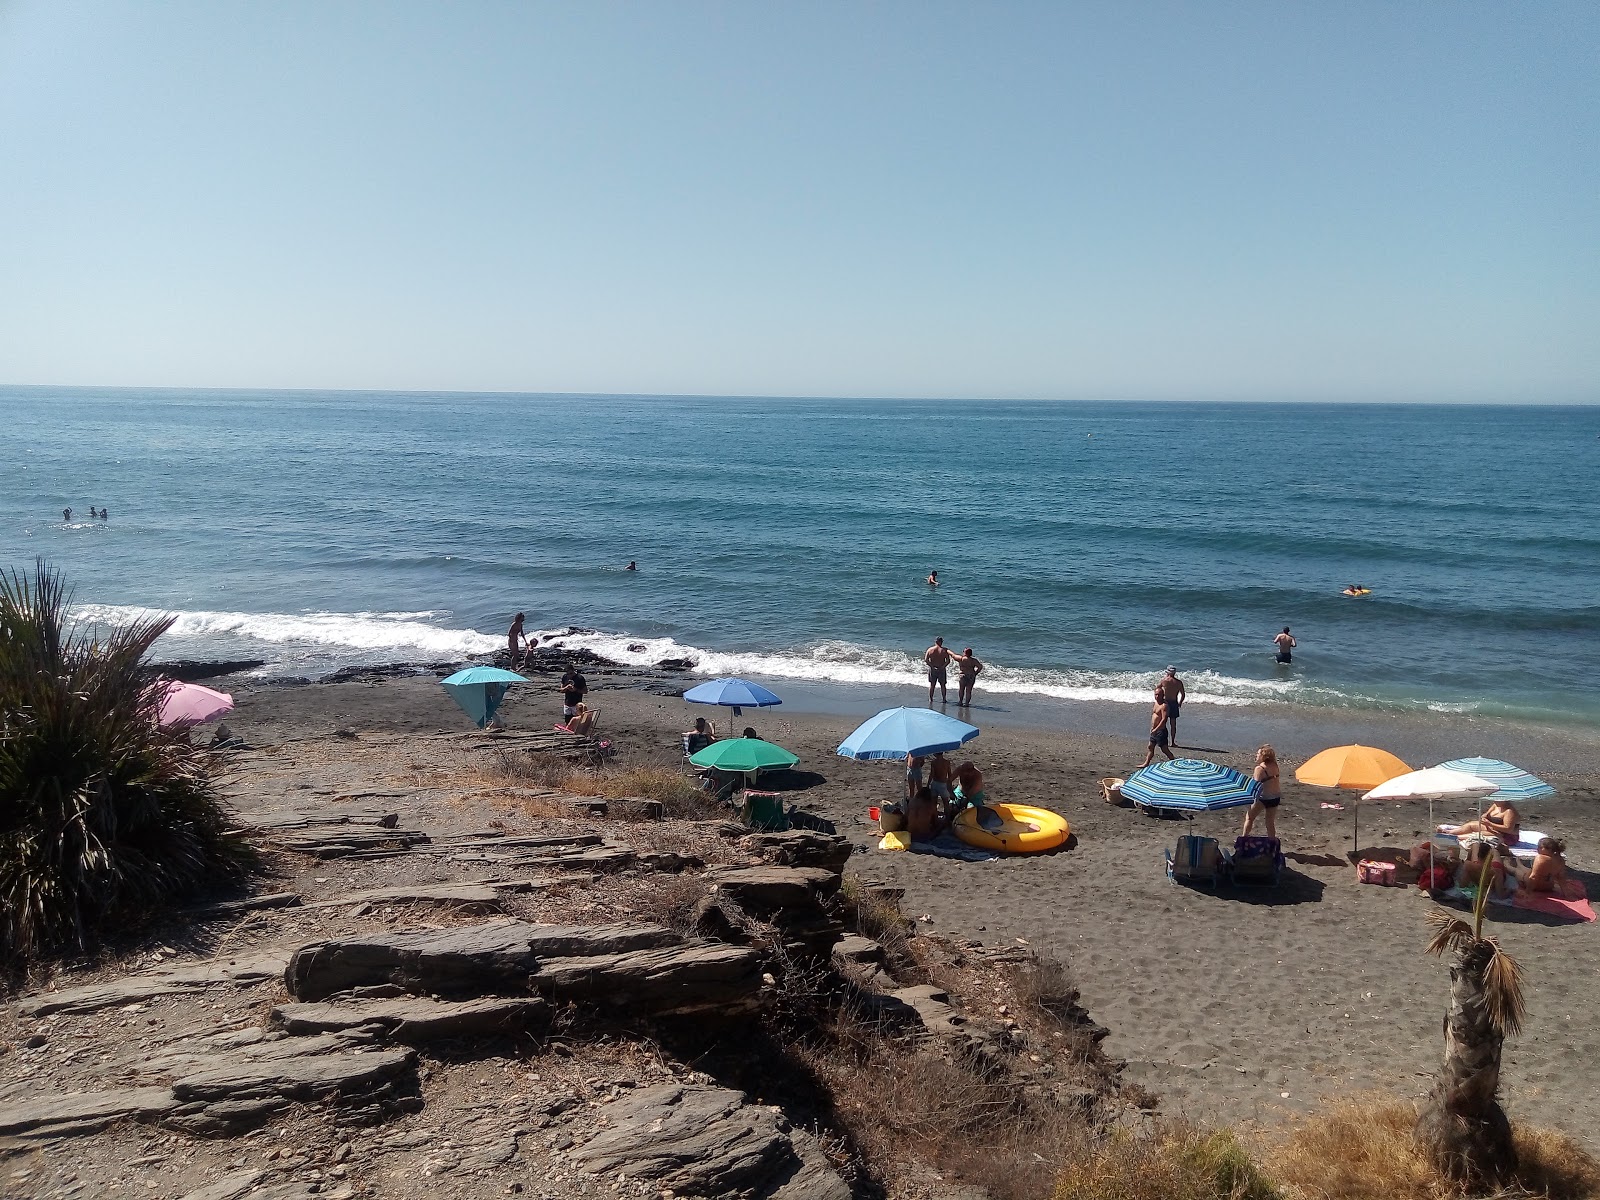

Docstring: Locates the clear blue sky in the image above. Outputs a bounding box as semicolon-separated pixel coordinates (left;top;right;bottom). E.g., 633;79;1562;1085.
1;1;1595;401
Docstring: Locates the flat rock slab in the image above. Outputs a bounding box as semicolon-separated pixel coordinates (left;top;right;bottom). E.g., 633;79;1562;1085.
17;950;290;1017
712;865;841;911
169;1042;416;1106
833;935;887;967
301;883;503;912
537;943;763;1017
285;920;679;1001
266;826;430;858
571;1083;848;1199
272;995;545;1041
0;1087;180;1141
231;807;400;831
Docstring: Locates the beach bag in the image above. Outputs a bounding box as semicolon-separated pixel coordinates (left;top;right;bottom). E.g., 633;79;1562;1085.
878;804;906;833
1357;859;1398;886
1417;865;1454;892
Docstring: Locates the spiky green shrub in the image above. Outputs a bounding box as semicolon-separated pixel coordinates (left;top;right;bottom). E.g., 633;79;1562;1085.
0;563;249;967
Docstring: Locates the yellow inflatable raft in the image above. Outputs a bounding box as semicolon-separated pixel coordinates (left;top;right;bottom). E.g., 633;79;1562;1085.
952;803;1071;854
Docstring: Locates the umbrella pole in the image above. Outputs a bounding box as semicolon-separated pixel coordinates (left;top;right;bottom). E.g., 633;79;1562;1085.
1353;803;1359;861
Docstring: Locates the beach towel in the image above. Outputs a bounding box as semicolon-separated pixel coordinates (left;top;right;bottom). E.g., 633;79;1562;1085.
908;829;1000;862
1513;891;1596;922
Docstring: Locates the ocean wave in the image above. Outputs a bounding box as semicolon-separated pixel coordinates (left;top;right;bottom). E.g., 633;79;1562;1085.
76;605;501;658
532;629;1282;708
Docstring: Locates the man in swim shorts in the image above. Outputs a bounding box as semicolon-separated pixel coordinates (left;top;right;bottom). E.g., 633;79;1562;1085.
924;636;954;703
952;761;985;815
1138;694;1175;768
954;647;983;707
1161;666;1185;747
508;613;527;665
1274;627;1296;664
927;751;955;818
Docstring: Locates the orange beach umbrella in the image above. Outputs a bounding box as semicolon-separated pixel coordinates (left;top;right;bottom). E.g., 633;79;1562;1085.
1295;744;1413;855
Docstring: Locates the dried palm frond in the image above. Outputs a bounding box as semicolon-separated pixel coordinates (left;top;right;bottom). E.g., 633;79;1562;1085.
1425;908;1474;957
1482;939;1527;1038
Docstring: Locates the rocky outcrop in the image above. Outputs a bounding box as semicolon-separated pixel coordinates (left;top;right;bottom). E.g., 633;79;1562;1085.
570;1083;850;1199
0;1088;181;1141
283;919;765;1018
712;865;846;961
18;950;290;1017
271;996;546;1041
743;829;853;873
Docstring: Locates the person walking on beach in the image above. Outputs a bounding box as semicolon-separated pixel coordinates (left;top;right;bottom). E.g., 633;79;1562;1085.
1274;627;1297;664
1160;666;1185;747
953;647;983;707
1138;688;1174;768
1241;744;1282;839
559;662;587;721
508;613;528;665
924;637;954;703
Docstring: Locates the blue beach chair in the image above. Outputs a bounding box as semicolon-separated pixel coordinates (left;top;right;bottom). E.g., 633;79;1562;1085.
1165;835;1224;888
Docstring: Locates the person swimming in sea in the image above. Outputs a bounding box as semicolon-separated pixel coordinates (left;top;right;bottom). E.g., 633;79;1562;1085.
927;570;939;586
626;561;637;571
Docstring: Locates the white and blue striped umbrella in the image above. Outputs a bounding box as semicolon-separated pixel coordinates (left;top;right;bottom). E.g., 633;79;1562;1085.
1120;758;1259;812
1436;757;1554;803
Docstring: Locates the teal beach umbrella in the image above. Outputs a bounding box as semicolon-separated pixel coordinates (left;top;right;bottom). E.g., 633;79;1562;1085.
441;666;528;729
688;738;800;774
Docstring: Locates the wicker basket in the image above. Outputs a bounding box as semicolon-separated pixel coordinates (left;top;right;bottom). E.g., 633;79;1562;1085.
1100;776;1126;804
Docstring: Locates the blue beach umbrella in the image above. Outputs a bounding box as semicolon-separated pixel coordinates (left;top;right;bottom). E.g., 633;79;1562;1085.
837;707;980;760
440;666;528;729
683;677;783;718
1435;757;1555;804
1120;758;1259;813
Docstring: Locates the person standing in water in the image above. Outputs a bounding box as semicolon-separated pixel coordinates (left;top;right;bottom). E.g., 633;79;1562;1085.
1160;666;1185;747
63;507;72;522
1274;627;1297;664
927;570;939;586
626;561;637;571
924;636;954;703
953;647;983;707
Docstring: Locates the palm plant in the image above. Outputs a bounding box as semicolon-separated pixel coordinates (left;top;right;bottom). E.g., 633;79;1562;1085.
1414;856;1527;1188
0;562;249;967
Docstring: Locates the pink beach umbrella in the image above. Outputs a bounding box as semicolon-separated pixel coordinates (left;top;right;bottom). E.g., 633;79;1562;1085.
158;680;235;728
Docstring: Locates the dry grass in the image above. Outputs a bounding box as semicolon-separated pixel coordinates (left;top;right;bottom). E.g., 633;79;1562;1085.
1052;1124;1281;1200
627;873;711;935
839;875;914;971
480;751;717;819
1269;1096;1600;1200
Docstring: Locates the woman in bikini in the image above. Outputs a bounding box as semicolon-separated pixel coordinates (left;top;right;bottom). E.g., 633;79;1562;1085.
1448;799;1521;847
1241;744;1282;839
1525;837;1584;900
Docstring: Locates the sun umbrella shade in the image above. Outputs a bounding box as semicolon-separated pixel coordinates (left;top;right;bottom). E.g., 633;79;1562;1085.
836;707;980;760
158;681;234;727
1436;757;1554;803
688;738;800;773
1120;759;1260;812
1361;767;1498;804
440;666;528;730
1294;744;1412;791
682;678;783;711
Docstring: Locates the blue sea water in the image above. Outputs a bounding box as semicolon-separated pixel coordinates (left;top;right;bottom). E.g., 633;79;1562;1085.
3;386;1598;727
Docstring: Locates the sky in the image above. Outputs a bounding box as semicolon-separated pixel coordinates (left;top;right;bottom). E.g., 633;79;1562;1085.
0;2;1595;402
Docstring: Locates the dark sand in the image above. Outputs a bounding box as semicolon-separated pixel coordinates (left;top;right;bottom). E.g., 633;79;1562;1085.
227;671;1600;1148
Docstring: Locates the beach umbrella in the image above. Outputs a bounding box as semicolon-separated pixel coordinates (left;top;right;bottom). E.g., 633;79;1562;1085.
682;677;783;718
836;707;980;760
1295;743;1412;856
440;665;528;730
688;737;800;774
1361;766;1499;869
1435;757;1554;804
158;680;234;728
1120;758;1259;814
1294;744;1413;791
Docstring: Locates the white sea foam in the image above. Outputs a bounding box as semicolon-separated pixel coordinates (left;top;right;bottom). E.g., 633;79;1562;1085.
77;605;501;661
533;629;1284;708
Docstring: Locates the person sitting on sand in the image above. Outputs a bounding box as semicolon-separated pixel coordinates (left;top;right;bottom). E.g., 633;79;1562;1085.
1240;744;1282;839
1447;799;1521;847
1138;687;1175;768
1457;840;1509;898
952;761;986;815
1525;838;1584;899
683;715;717;754
906;784;940;843
563;702;598;737
742;726;760;739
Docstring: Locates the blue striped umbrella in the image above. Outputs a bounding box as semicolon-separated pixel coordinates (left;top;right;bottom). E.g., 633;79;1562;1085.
1436;757;1554;803
1120;758;1259;812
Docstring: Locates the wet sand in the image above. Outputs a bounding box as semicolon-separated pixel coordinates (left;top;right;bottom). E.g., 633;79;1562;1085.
224;671;1600;1148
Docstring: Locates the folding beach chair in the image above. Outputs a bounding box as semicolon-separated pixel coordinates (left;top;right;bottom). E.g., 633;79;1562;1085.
1165;835;1223;888
739;790;791;832
1230;836;1284;886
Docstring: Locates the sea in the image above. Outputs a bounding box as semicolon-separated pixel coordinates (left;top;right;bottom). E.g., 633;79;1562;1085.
4;386;1599;731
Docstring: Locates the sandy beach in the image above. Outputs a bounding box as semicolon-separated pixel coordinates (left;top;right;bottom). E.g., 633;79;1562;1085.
223;667;1600;1151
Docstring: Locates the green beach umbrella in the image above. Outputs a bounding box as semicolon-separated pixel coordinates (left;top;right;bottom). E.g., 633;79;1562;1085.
688;738;800;774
